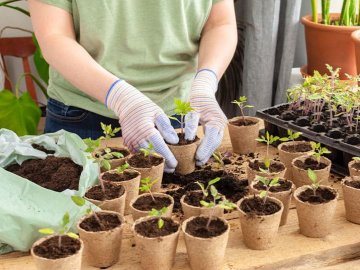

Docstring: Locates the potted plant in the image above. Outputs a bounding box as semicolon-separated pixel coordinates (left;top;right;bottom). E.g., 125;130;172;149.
303;0;360;79
167;99;199;175
294;169;338;238
291;142;332;187
250;176;294;226
348;157;360;177
132;207;181;270
130;177;174;221
31;212;83;270
246;131;286;183
342;175;360;224
128;143;165;191
237;178;284;250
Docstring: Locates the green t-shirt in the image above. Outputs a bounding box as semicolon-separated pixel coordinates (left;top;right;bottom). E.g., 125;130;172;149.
39;0;222;118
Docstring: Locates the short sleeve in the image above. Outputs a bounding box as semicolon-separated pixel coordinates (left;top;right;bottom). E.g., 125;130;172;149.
38;0;72;13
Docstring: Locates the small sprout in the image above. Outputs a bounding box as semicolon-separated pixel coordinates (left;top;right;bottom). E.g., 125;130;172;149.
310;142;331;165
353;157;360;162
279;130;302;142
100;122;121;144
195;177;221;199
139;177;159;202
212;151;228;175
306;169;320;196
71;195;105;230
256;131;280;170
148;207;168;229
169;99;194;135
116;162;130;174
139;143;161;158
232;96;254;123
256;176;280;203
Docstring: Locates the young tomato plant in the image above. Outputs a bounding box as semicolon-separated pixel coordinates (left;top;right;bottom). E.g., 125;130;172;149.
116;162;130;174
310;142;331;166
231;96;254;123
168;99;194;135
306;169;320;196
353;157;360;162
256;176;280;204
279;130;303;152
195;177;221;200
148;207;168;229
139;142;161;161
139;177;159;202
256;131;280;171
212;151;231;175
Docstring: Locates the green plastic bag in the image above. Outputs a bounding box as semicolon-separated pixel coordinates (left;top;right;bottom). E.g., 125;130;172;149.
0;129;99;253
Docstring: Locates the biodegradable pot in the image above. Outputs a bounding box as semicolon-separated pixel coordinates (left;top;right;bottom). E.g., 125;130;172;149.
342;176;360;224
302;14;360;79
182;216;230;270
228;116;260;154
100;169;140;215
246;159;286;184
250;180;294;226
167;141;198;175
348;160;360;177
180;192;224;220
132;216;181;270
93;146;130;171
291;155;331;187
278;141;312;180
31;236;83;270
77;211;125;268
237;196;283;250
294;185;338;238
130;192;174;221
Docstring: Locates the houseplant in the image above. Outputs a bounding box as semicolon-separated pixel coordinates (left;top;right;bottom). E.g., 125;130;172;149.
294;169;338;238
341;175;360;224
228;96;260;154
348;157;360;177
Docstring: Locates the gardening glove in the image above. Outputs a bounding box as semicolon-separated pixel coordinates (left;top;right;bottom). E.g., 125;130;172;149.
106;80;179;173
187;69;228;166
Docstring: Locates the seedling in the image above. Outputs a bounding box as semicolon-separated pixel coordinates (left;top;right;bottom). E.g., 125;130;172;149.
212;151;231;175
139;142;161;159
353;157;360;162
195;177;221;200
38;212;79;248
256;176;280;204
71;195;105;230
232;96;254;123
116;162;130;174
256;131;280;170
148;207;168;229
100;122;121;147
279;130;303;152
168;99;194;135
139;177;159;202
306;169;320;196
310;142;331;166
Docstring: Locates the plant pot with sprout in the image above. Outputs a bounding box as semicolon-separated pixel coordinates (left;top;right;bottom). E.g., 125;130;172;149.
130;177;174;221
228;96;260;154
133;207;181;270
349;157;360;177
237;177;284;250
291;142;332;187
342;175;360;224
128;143;165;191
294;169;338;238
31;212;83;270
167;99;199;175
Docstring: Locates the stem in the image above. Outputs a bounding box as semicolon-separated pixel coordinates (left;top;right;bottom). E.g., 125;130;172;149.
206;199;216;230
240;107;245;123
311;0;318;23
358;0;360;25
180;115;184;135
92;211;106;231
322;0;330;24
149;190;155;202
98;164;106;193
58;235;62;248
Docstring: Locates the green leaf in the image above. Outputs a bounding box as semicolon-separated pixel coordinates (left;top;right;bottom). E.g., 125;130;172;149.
71;196;86;207
66;232;79;239
62;212;70;227
210;185;218;198
158;218;164;229
200;200;210;207
208;177;221;187
102;160;111;171
307;169;317;183
32;34;49;85
259;190;267;199
38;228;55;235
112;152;124;159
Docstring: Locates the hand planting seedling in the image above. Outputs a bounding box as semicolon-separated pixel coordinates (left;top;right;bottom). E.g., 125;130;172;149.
255;176;280;204
310;142;331;166
306;169;320;196
256;131;280;171
195;177;221;200
168;99;194;135
139;177;159;201
148;207;168;229
232;96;254;123
71;195;105;230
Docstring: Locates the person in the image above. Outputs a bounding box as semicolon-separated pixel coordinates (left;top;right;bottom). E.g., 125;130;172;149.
28;0;237;173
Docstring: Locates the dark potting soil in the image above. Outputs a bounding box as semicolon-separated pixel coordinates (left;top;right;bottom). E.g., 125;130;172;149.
294;117;310;127
32;143;55;155
294;157;328;170
102;170;139;182
351;162;360;171
184;191;221;207
279;110;298;121
128;153;163;168
297;187;336;204
95;147;130;160
344;180;360;189
253;180;292;192
230;118;257;127
249;160;285;173
6;156;82;192
310;123;328;133
85;182;125;201
281;143;312;153
326;129;343;139
344;135;360;146
33;235;81;260
135;218;179;238
132;195;172;211
79;212;121;232
185;216;228;238
240;196;281;215
173;133;200;146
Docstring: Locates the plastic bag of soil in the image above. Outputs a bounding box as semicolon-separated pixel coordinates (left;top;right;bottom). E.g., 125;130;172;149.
0;129;99;254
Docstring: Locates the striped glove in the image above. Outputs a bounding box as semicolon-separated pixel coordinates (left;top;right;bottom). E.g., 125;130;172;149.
106;80;179;173
186;69;228;166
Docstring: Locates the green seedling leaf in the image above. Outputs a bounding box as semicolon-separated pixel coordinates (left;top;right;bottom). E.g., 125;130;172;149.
116;162;130;173
259;190;267;199
66;232;79;239
208;177;221;186
62;212;70;227
218;200;236;210
353;157;360;161
38;228;55;235
71;196;86;207
196;181;208;197
112;152;124;159
83;138;100;153
158;218;164;229
307;169;317;183
174;99;194;116
101;160;111;171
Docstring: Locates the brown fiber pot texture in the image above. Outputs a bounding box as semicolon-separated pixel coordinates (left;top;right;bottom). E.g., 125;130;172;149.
291;155;331;187
348;160;360;177
182;216;230;270
132;216;180;270
167;142;198;175
342;176;360;224
77;211;125;268
237;196;283;250
278;141;312;180
31;236;83;270
180;192;224;221
85;187;126;216
302;14;359;79
250;180;294;226
294;185;338;238
246;159;286;184
100;169;140;215
228;116;260;154
129;193;174;221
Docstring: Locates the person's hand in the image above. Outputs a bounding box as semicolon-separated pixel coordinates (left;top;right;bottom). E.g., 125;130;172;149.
185;69;228;166
106;80;179;172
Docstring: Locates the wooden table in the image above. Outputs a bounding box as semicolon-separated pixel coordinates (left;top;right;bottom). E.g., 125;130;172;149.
1;127;360;270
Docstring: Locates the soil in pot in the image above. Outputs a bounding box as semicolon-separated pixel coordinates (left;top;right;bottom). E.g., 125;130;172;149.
183;192;221;207
344;179;360;189
297;187;336;204
94;148;130;160
134;217;179;238
279;110;298;121
293;157;328;170
350;162;360;171
309;122;328;133
79;212;121;232
33;236;81;260
240;196;281;216
132;194;172;211
344;135;360;145
102;170;139;182
253;180;292;193
85;182;125;201
281;143;312;153
170;133;199;145
185;216;228;238
128;153;163;168
248;160;285;173
325;129;343;139
229;118;258;126
5;156;82;192
32;143;55;155
294;116;311;127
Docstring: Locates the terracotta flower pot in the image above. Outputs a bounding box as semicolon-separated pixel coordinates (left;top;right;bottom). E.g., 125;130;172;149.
77;211;125;268
237;196;283;250
342;176;360;224
182;216;230;270
31;235;83;270
228;116;260;154
294;185;338;238
250;180;294;226
302;14;360;79
130;193;174;221
348;159;360;177
100;169;140;215
132;216;181;270
93;147;130;172
246;159;286;184
291;155;331;187
278;141;312;180
352;30;360;77
167;141;198;175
